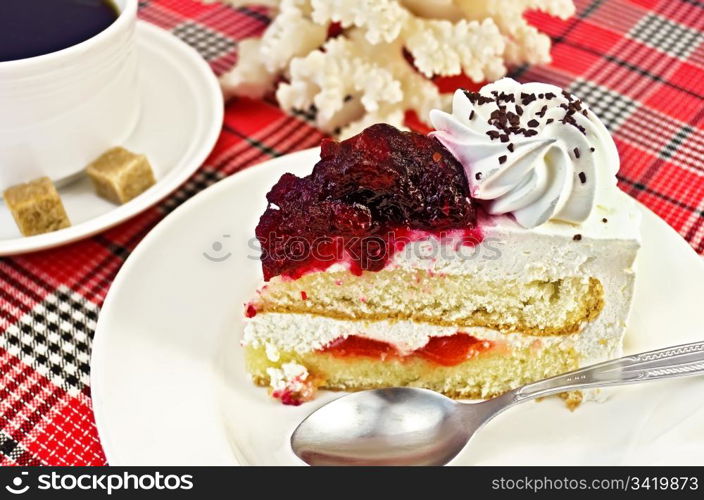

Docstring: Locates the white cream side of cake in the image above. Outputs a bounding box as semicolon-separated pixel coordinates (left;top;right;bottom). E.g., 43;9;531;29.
244;190;641;367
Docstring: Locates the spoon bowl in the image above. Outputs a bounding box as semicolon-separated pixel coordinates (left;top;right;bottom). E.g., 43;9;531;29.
291;388;486;466
291;341;704;466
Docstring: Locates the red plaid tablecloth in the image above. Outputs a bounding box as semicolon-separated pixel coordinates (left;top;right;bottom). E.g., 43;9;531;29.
1;0;702;466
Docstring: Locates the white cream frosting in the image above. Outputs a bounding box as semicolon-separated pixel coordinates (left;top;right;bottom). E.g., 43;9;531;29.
429;78;620;228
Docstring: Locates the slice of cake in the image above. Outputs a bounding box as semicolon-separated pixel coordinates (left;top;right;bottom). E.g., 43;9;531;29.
243;78;640;406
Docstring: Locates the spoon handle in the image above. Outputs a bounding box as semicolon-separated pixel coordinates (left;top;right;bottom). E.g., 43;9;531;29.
511;340;704;403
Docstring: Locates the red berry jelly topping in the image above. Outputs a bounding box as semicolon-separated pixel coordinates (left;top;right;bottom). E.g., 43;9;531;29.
245;304;257;318
256;124;477;280
320;333;492;367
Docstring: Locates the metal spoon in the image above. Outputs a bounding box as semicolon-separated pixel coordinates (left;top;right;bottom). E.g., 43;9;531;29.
291;340;704;465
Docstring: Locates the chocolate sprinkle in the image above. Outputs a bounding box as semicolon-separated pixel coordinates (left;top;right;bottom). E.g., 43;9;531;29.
462;86;591;146
578;172;587;184
555;92;589;135
590;147;595;152
498;91;515;103
464;90;493;105
561;114;587;135
506;111;520;127
489;107;510;129
574;147;581;158
602;218;608;223
507;143;514;152
487;130;500;140
498;155;507;164
475;172;483;180
573;234;582;241
520;92;537;105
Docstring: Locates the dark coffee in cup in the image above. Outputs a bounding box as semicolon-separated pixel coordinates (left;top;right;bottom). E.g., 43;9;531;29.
0;0;119;62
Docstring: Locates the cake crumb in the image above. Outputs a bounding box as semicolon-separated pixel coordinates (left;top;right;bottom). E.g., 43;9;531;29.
559;391;583;411
267;362;317;406
3;177;71;236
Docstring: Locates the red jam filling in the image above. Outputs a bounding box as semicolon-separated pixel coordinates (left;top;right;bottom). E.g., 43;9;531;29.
319;333;492;367
416;334;488;366
256;124;479;281
323;336;398;361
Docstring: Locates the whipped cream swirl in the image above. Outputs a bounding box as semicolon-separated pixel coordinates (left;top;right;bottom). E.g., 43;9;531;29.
430;78;619;228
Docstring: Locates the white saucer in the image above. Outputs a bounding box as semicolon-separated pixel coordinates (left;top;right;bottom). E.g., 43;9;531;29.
92;149;704;465
0;21;223;256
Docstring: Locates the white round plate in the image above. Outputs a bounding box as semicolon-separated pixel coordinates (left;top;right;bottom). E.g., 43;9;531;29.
92;148;704;465
0;21;223;256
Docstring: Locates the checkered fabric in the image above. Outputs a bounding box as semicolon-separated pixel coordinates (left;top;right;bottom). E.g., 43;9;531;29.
1;0;702;466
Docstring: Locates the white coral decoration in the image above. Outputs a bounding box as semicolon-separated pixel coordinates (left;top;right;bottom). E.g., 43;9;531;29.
216;0;575;137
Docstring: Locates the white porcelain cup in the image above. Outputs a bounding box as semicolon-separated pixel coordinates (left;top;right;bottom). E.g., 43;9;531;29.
0;0;141;191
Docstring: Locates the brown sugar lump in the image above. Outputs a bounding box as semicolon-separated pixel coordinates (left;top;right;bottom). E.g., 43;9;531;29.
3;177;71;236
86;147;156;204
